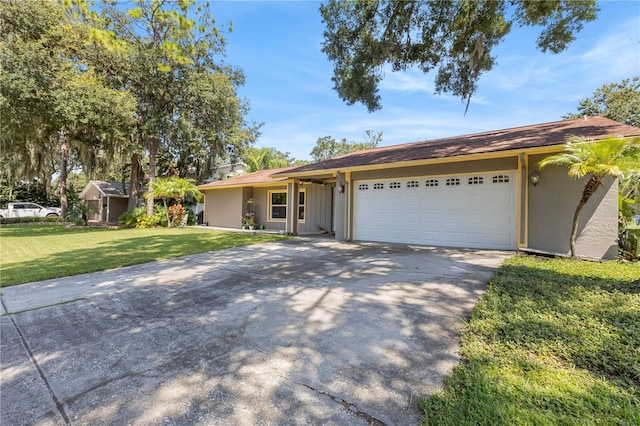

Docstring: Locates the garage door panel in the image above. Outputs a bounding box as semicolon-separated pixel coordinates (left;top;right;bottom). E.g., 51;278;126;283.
443;232;464;244
422;231;441;244
422;212;440;225
354;172;516;250
467;213;488;225
443;212;465;224
467;232;488;245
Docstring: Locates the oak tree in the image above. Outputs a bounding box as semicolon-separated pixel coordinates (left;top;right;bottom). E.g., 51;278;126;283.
310;130;383;162
94;0;259;214
563;76;640;128
320;0;598;113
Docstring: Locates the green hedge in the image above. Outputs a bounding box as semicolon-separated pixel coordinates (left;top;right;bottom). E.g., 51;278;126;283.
0;216;63;225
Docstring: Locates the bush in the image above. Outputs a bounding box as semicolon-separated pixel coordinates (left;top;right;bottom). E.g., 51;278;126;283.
0;216;63;225
186;207;196;226
119;205;166;228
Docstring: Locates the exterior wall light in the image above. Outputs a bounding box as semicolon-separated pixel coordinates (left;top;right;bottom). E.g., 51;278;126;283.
337;183;345;193
530;170;540;186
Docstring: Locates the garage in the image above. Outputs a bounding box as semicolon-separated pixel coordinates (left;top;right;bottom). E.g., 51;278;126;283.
353;171;517;250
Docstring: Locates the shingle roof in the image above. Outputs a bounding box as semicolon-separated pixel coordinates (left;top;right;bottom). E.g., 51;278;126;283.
197;166;295;190
83;181;130;197
276;116;640;176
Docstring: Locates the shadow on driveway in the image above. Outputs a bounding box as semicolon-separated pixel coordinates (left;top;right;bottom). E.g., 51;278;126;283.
1;238;511;425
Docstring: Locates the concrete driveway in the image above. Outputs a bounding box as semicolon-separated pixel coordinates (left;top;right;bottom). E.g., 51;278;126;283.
1;238;510;426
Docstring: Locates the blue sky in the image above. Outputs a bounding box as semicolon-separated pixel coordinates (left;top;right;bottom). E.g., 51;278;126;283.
210;1;640;161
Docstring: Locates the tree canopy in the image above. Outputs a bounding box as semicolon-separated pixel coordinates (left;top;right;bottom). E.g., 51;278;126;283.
242;147;299;173
1;0;258;217
310;130;383;162
320;0;598;112
92;0;259;214
0;0;136;215
563;77;640;128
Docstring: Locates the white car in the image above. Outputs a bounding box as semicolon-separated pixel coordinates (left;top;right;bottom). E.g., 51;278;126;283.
0;202;62;218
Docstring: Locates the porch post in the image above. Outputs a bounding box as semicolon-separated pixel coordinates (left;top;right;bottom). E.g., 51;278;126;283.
334;172;347;241
286;179;299;235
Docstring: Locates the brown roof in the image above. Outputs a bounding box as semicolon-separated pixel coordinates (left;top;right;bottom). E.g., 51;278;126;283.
276;116;640;176
197;166;295;190
80;180;131;198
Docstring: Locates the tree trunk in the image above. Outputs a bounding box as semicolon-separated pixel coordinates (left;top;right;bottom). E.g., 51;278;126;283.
146;138;157;216
570;176;601;258
58;127;68;218
128;152;140;210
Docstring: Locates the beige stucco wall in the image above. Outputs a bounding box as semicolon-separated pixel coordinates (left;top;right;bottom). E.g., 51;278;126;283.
203;188;244;228
528;154;618;259
82;185;102;221
82;185;102;202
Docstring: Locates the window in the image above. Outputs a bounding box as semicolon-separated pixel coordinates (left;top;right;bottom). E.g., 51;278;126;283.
407;180;419;188
269;191;287;221
389;182;401;189
425;179;439;187
373;183;384;190
298;190;305;221
268;189;306;222
468;176;484;185
358;184;369;191
446;178;460;186
492;175;510;183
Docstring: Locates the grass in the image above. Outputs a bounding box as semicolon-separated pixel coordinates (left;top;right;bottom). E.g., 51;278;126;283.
420;255;640;425
0;224;289;287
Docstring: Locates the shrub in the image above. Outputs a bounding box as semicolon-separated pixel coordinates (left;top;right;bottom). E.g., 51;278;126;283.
119;205;166;228
186;207;196;226
65;199;96;226
0;216;62;225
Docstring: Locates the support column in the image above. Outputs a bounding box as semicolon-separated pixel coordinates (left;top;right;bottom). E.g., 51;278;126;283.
519;153;527;248
285;180;299;235
334;172;347;241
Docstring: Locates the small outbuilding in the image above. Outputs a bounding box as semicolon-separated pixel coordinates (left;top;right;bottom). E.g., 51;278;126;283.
79;181;131;223
198;116;640;260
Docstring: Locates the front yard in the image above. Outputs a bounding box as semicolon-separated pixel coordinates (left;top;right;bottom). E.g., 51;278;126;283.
421;255;640;425
0;224;288;287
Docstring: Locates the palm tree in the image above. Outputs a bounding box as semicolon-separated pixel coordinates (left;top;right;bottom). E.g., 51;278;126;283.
145;176;203;227
242;147;292;173
538;135;640;258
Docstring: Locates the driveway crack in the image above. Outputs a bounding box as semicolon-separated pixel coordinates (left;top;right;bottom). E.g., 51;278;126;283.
7;314;71;425
292;380;387;426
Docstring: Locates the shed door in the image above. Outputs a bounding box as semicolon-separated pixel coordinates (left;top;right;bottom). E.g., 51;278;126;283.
353;172;516;250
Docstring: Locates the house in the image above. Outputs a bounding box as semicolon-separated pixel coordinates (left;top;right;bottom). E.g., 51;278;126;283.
197;116;640;260
79;181;132;223
205;162;247;182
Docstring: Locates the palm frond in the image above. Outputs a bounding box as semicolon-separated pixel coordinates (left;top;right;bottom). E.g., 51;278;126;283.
538;135;638;179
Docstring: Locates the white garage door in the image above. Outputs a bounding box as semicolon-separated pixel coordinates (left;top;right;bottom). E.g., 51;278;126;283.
354;171;516;249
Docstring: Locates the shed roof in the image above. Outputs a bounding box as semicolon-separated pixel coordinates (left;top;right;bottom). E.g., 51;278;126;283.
80;181;130;198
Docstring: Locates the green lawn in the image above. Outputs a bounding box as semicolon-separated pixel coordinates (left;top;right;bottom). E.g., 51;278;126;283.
420;255;640;425
0;224;289;287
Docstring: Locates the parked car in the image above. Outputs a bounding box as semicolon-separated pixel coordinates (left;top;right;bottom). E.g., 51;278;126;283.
0;202;61;218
